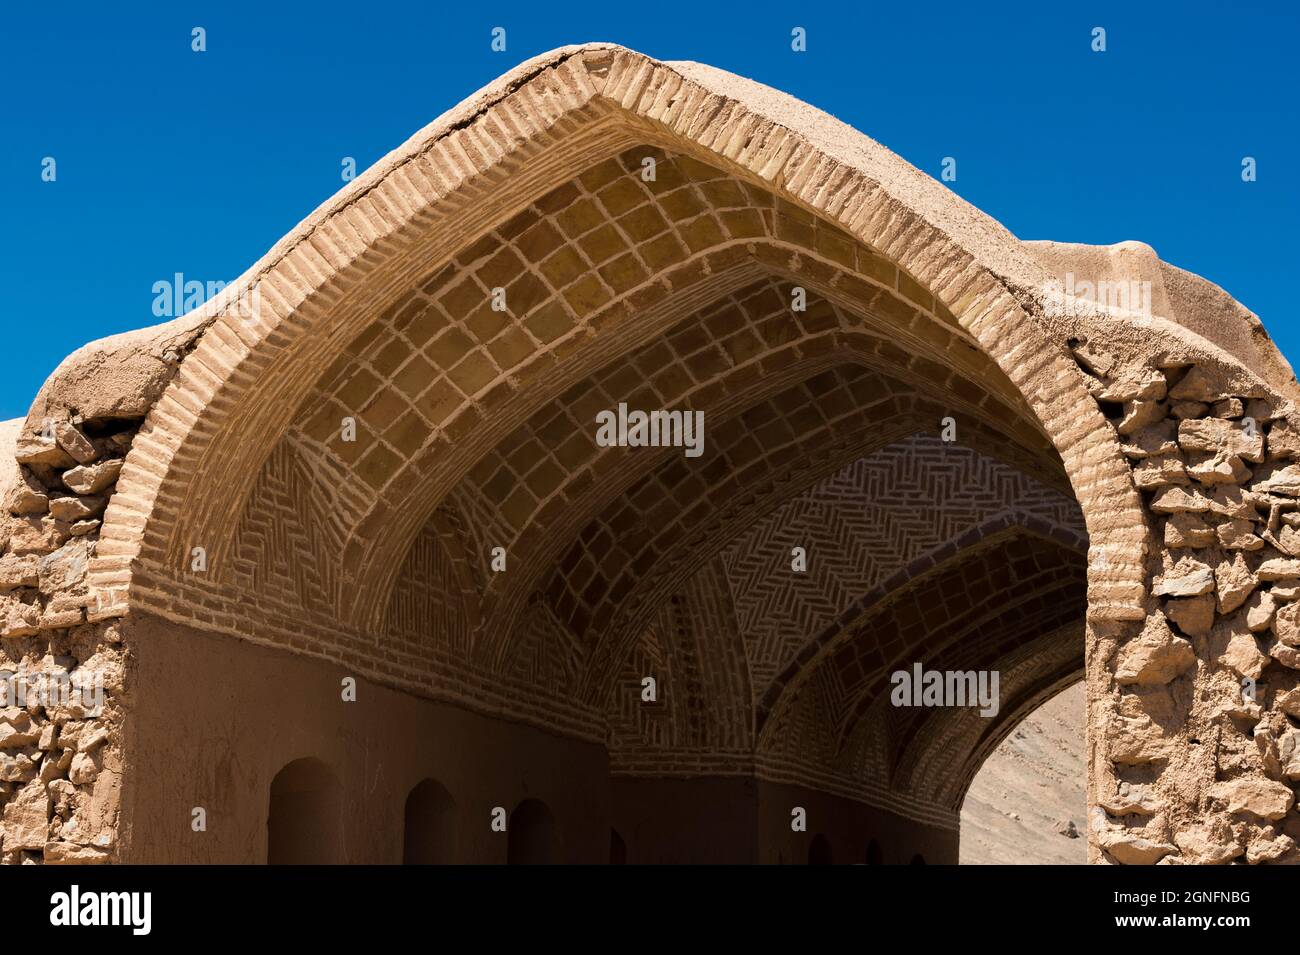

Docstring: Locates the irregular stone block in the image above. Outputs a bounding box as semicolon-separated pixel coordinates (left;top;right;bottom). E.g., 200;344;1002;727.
7;516;71;556
1277;686;1300;718
1154;557;1214;597
1211;398;1244;419
61;459;122;496
1133;454;1188;489
68;752;97;785
1179;418;1264;462
1187;452;1251;485
47;495;105;523
1278;729;1300;780
0;751;37;783
1169;365;1228;403
0;595;42;639
1255;463;1300;496
1258;558;1300;581
1245;589;1278;632
1171;401;1208;419
1273;524;1300;558
6;471;49;516
1164;594;1215;636
37;539;89;598
53;422;97;465
0;554;39;592
1120;420;1179;459
14;432;75;468
1268;420;1300;460
1070;342;1115;377
1273;599;1300;648
1095;824;1176;865
1151;486;1212;514
1100;367;1166;403
1245;832;1296;864
1107;693;1172;764
43;842;110;865
1164;513;1215;548
1215;553;1257;613
1208;485;1263;519
0;709;40;749
1117;614;1196;683
1174;824;1244;864
1216;518;1264;551
0;778;50;850
1099;782;1161;816
1270;643;1300;670
1119;399;1168;435
1218;627;1268;680
1208;778;1294;820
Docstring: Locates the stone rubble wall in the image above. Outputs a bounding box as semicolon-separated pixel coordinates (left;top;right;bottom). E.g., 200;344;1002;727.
1074;341;1300;864
0;417;137;864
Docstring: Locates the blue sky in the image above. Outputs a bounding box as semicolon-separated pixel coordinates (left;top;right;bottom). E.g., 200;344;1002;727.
3;1;1296;419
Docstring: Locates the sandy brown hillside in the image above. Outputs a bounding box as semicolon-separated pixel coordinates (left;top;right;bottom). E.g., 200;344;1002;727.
959;682;1087;865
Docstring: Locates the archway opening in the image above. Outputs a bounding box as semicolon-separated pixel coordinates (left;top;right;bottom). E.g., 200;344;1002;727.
403;778;457;865
508;799;556;865
609;828;627;865
226;139;1094;865
86;44;1171;867
959;680;1086;865
808;834;833;865
267;758;343;865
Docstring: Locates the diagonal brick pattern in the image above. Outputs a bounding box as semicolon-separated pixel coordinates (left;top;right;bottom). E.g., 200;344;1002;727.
722;435;1083;695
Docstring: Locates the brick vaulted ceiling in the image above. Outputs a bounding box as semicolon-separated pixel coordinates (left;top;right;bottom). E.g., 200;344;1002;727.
91;47;1152;650
204;149;1087;822
80;45;1141;826
258;148;1051;628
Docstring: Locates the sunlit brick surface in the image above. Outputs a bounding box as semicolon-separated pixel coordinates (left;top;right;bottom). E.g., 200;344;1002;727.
16;46;1290;863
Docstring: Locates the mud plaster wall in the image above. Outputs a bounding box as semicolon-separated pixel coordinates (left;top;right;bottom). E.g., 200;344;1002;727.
610;775;955;863
120;612;957;863
118;611;609;864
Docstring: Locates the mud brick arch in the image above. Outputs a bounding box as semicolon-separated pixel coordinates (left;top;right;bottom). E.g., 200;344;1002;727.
84;45;1147;625
6;43;1300;864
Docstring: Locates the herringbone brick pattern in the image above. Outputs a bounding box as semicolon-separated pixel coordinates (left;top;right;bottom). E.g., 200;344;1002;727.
756;532;1085;807
722;434;1083;693
227;149;1039;635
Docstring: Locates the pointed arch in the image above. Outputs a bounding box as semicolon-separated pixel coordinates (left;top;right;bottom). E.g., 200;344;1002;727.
88;44;1146;647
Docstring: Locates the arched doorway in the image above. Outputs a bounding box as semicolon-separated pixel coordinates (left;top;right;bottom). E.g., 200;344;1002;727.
507;799;555;865
609;828;627;865
403;779;456;864
267;758;343;864
92;44;1222;868
808;834;833;865
959;680;1086;865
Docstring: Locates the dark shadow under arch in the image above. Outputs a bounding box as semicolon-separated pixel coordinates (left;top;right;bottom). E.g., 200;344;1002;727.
267;757;343;865
809;834;833;865
508;798;556;865
609;828;627;865
403;778;457;864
